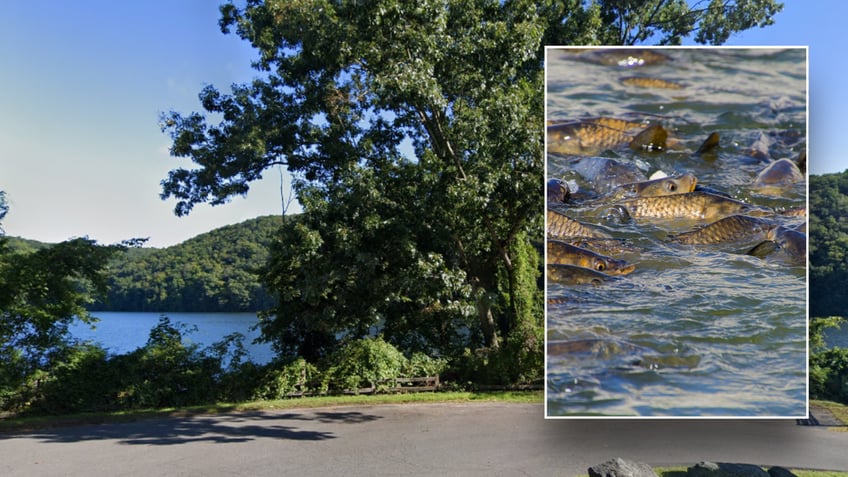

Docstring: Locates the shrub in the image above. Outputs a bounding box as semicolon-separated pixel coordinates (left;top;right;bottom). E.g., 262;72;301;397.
811;347;848;404
401;352;447;378
253;358;321;400
323;337;406;393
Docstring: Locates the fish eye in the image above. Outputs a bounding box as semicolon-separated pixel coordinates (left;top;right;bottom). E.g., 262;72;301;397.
596;261;606;271
666;181;677;192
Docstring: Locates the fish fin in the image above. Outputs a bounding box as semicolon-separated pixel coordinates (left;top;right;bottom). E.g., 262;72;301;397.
629;124;668;151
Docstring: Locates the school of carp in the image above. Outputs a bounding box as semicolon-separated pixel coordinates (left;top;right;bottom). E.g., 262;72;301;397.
546;49;807;289
545;48;807;416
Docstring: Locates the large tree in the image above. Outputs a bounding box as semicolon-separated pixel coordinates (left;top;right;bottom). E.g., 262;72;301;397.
159;0;782;374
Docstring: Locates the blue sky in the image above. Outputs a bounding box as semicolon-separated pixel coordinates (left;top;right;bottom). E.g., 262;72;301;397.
0;1;293;247
0;1;835;247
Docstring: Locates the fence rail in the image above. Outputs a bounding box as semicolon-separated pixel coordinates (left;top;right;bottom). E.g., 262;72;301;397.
285;375;440;398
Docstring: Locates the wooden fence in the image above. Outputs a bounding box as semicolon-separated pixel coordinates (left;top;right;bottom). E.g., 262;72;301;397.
285;375;440;398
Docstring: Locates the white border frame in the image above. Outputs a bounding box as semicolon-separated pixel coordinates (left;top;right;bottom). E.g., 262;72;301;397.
543;45;810;420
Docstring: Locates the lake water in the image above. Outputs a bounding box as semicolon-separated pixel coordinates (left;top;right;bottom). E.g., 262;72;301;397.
546;48;807;417
70;311;275;364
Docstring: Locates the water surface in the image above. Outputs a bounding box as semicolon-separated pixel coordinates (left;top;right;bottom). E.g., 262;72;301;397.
70;311;274;364
545;47;807;417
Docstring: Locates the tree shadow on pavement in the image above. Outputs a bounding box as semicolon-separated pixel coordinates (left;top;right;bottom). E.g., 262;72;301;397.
2;409;383;445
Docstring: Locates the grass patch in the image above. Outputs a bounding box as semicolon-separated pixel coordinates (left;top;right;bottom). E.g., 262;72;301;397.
0;390;542;433
811;399;848;427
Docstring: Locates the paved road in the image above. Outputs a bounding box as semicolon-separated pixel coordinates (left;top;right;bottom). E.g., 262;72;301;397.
2;402;847;476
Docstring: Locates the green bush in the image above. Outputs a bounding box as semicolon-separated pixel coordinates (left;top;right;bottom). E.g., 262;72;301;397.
119;317;220;408
811;347;848;404
401;352;447;378
27;343;119;414
323;337;406;393
253;358;321;400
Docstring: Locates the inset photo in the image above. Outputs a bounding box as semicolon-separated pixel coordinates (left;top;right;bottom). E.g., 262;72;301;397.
545;47;807;418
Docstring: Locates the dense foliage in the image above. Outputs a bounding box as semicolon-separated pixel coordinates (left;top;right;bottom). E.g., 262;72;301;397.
90;215;284;312
810;173;848;318
810;172;848;404
159;0;781;383
0;193;127;409
9;316;447;414
1;1;787;416
7;216;284;313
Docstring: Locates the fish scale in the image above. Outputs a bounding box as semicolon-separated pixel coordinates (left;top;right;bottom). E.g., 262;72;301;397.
616;191;772;221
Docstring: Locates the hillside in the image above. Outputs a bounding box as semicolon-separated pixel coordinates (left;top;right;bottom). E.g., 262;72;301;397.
94;215;286;312
8;215;287;313
811;171;848;318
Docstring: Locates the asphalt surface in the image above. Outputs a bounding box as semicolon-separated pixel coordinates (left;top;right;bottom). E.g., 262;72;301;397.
1;402;847;476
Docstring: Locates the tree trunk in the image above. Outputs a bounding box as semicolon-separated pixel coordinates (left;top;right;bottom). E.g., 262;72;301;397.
476;292;499;349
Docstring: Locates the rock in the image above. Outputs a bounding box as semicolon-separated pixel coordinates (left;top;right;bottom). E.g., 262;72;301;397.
767;467;797;477
688;461;770;477
588;457;658;477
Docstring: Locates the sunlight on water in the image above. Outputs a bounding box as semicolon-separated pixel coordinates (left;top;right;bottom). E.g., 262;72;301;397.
545;48;807;417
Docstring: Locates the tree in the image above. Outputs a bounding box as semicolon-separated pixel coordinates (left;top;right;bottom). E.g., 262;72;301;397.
540;0;782;46
0;193;128;396
159;0;783;376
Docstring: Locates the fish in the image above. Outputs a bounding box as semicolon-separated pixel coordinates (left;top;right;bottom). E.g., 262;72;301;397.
781;206;806;217
796;150;807;174
669;215;776;245
615;191;772;221
546;263;613;286
547;119;640;155
752;157;804;190
547;209;611;239
747;226;807;266
559;237;640;257
601;173;697;202
547;118;669;156
547;178;570;204
547;240;635;275
621;76;684;90
696;132;720;154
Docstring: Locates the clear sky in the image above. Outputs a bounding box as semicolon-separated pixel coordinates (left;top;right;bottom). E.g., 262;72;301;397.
0;1;836;247
0;1;296;248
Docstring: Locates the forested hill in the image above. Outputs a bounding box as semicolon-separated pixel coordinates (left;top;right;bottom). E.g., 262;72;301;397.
94;214;286;312
8;215;287;313
811;172;848;318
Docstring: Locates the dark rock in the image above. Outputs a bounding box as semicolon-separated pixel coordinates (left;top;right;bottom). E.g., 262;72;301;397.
588;457;657;477
767;467;797;477
688;461;770;477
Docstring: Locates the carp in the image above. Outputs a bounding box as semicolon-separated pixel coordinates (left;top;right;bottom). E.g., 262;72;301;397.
560;237;640;257
781;206;806;217
615;191;772;221
547;240;635;276
696;132;720;154
547;263;613;286
601;173;697;202
547;178;570;204
796;150;807;174
747;226;807;266
621;76;684;90
547;209;611;239
547;118;668;155
670;215;775;245
753;157;804;190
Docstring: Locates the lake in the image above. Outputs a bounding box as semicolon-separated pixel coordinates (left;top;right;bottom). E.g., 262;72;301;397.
546;47;807;417
70;311;275;364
